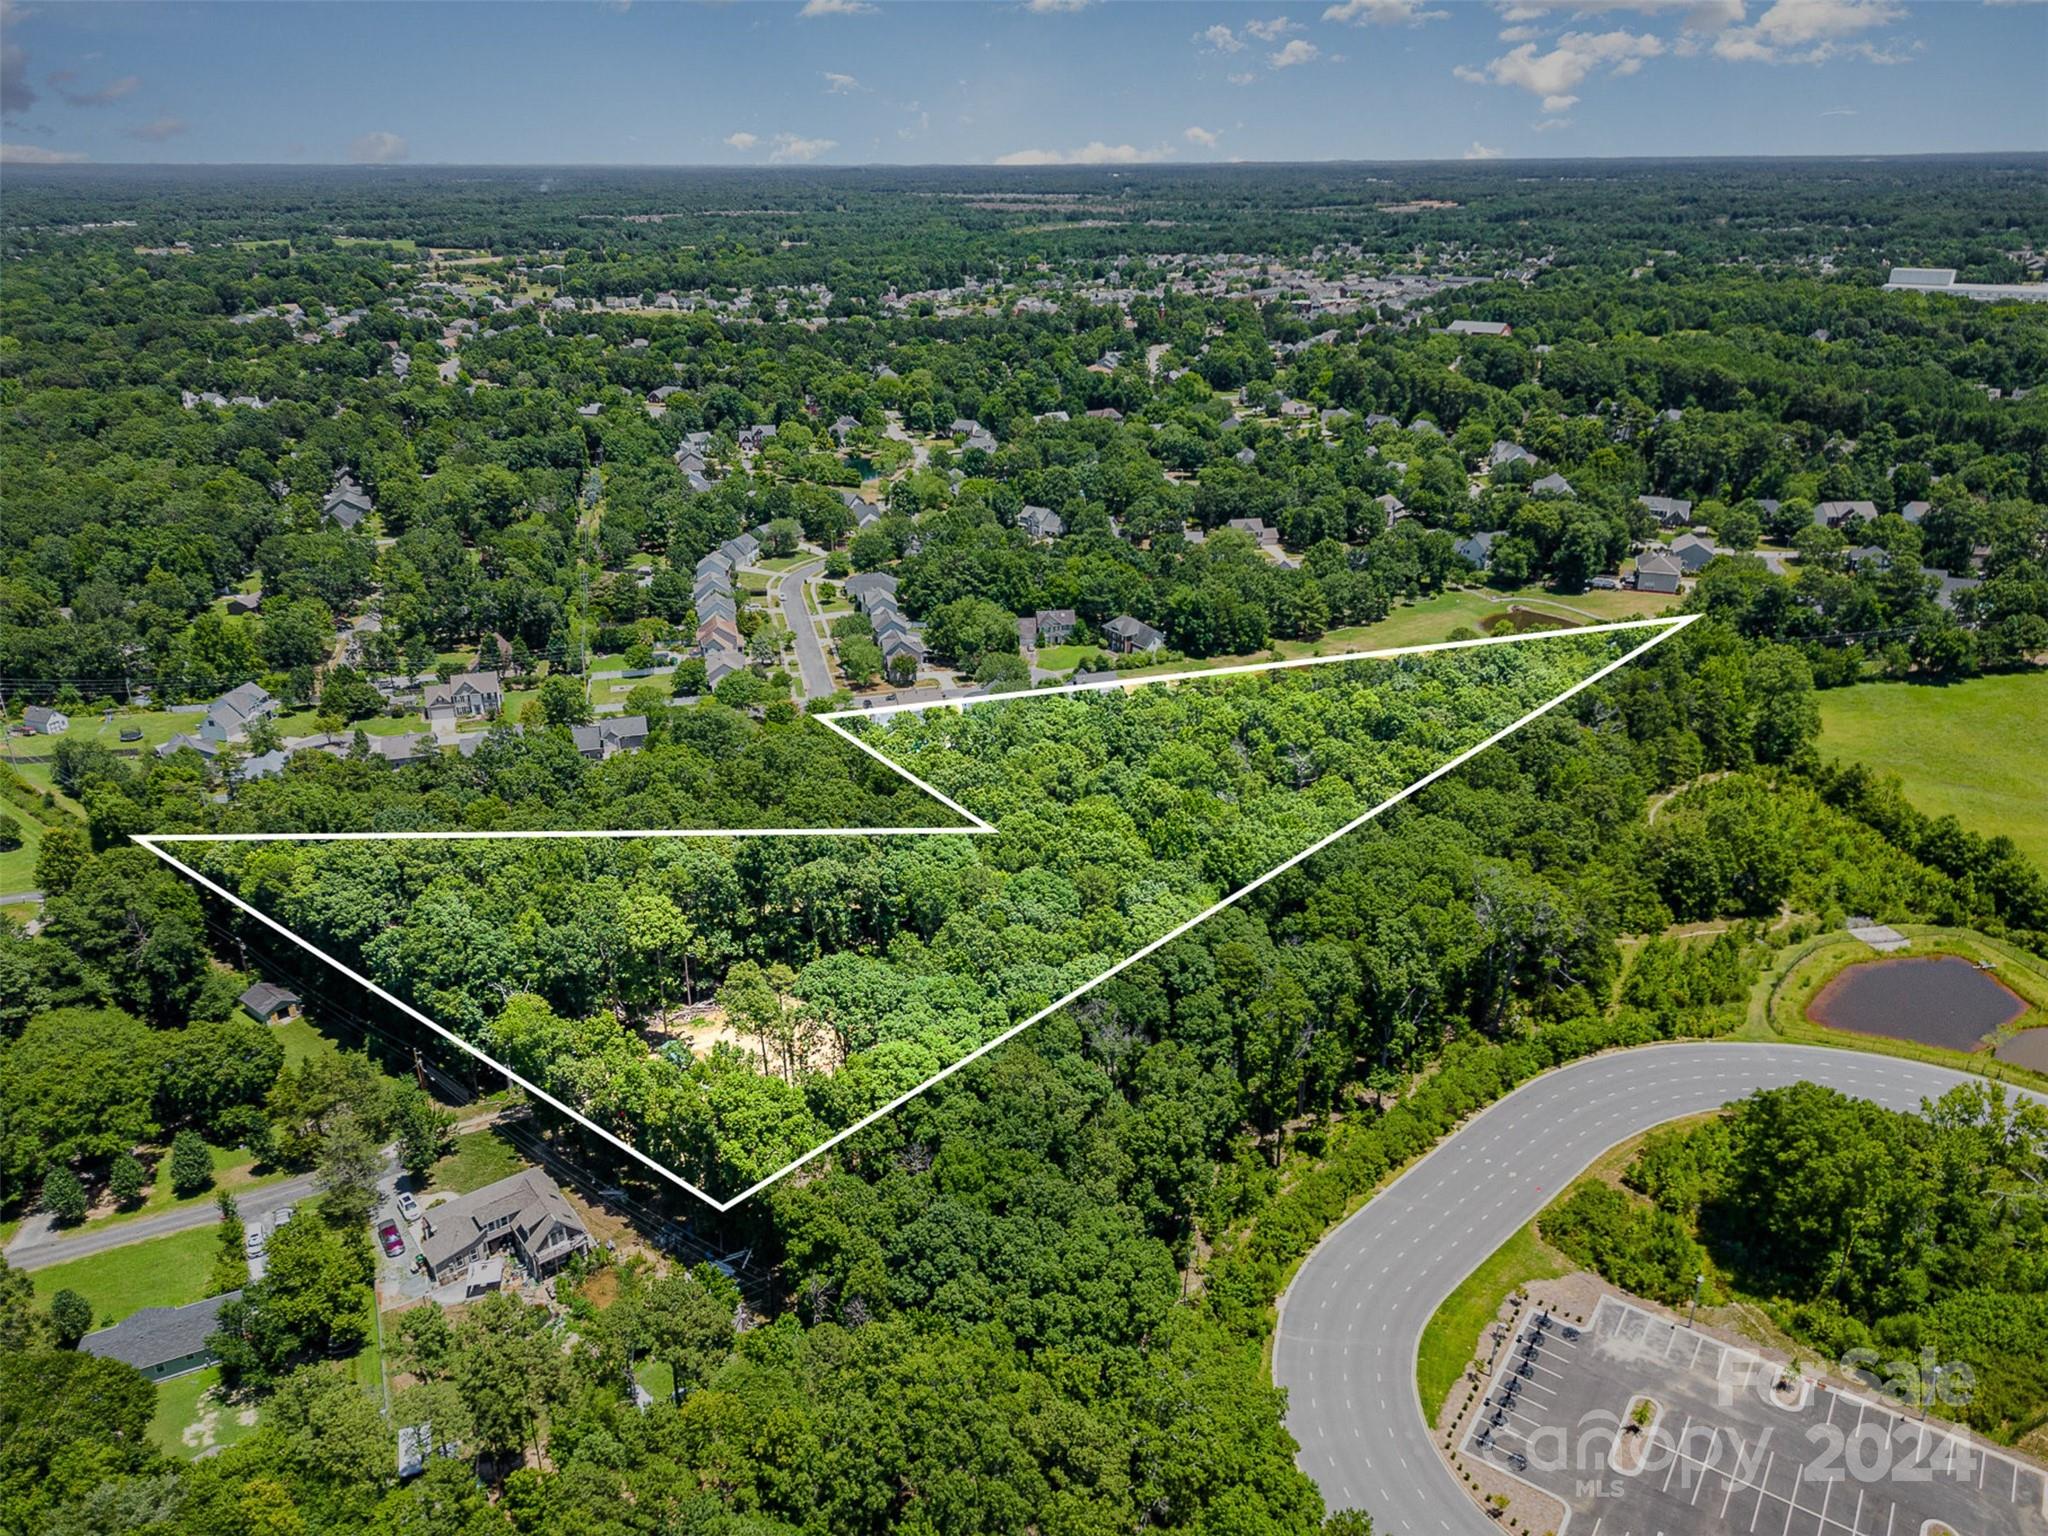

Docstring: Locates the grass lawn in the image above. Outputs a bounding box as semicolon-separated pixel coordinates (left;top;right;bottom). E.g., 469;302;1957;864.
755;554;810;573
31;1226;220;1329
150;1366;262;1460
634;1358;676;1404
1031;644;1106;675
427;1128;528;1197
1415;1220;1567;1419
1817;674;2048;870
272;1013;343;1069
0;808;43;891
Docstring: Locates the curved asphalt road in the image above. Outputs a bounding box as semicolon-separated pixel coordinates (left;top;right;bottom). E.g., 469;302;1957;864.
1273;1043;2047;1532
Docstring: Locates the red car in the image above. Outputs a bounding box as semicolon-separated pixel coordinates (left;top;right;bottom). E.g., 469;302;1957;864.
378;1220;405;1258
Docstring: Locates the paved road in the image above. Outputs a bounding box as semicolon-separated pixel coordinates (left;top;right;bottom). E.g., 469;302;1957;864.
1273;1043;2047;1532
772;557;832;699
0;889;43;906
7;1168;327;1270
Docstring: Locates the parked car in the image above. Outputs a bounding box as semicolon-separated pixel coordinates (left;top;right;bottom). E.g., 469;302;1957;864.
272;1203;295;1227
396;1190;421;1223
378;1220;405;1258
245;1228;266;1259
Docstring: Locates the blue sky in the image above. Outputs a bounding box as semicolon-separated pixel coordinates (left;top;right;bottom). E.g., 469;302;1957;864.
1;0;2042;167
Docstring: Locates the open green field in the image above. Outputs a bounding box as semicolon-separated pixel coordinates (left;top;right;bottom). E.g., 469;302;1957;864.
1818;673;2048;870
1030;644;1105;675
31;1226;219;1328
0;805;43;891
1415;1220;1567;1419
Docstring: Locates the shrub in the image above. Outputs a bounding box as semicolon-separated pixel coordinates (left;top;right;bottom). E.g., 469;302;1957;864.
168;1129;214;1197
41;1165;88;1225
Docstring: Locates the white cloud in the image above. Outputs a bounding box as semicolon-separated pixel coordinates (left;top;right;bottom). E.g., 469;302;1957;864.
1269;37;1321;66
349;130;409;164
994;140;1172;165
1184;124;1220;146
724;130;760;150
1499;24;1543;38
1712;0;1904;61
798;0;875;15
1246;15;1301;39
56;71;138;107
1196;22;1247;50
769;131;836;162
1323;0;1449;24
1531;114;1574;130
1022;0;1093;11
1463;141;1507;158
823;71;862;93
1460;28;1664;108
1228;70;1258;84
0;140;87;163
125;114;188;142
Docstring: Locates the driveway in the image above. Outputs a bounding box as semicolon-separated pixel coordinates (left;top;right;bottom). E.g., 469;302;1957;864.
771;557;832;699
1272;1043;2047;1533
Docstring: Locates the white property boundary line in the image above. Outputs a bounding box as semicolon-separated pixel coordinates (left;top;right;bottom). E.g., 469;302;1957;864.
135;614;1697;1210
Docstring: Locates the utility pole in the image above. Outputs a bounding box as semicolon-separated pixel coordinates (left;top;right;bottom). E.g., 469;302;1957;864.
1687;1271;1705;1328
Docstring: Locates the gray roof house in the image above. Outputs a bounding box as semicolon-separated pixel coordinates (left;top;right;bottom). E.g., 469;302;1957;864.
1488;441;1537;469
417;1168;595;1283
1669;533;1719;573
844;571;899;615
200;682;278;743
1816;500;1879;529
1032;608;1078;646
1633;548;1684;594
22;705;68;735
1226;517;1282;548
571;715;649;760
1102;615;1166;654
1455;531;1499;570
422;671;503;721
1018;505;1065;542
720;532;762;568
1446;319;1512;337
1900;500;1930;525
81;1291;242;1381
240;981;301;1023
703;646;749;688
1637;495;1695;528
1530;473;1575;497
322;477;373;530
156;731;219;761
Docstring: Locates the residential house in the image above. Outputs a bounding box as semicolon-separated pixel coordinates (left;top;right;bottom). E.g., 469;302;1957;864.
697;614;743;655
1234;447;1258;466
1454;531;1499;571
80;1292;242;1381
720;532;761;569
844;571;899;615
1669;533;1719;573
21;705;68;735
830;415;862;443
1018;505;1065;542
1102;615;1166;654
421;671;503;721
703;647;749;687
1921;566;1982;612
1637;495;1695;528
1846;545;1893;573
1900;500;1930;525
225;590;263;617
737;424;778;453
156;732;219;761
1084;407;1123;424
1488;441;1537;470
1376;493;1409;531
1408;419;1444;439
234;749;289;783
1225;517;1282;549
322;476;374;531
1446;319;1512;336
695;551;733;582
200;682;277;743
1031;608;1078;646
1633;549;1684;594
1816;500;1879;529
417;1168;595;1283
571;715;650;760
240;982;302;1024
1530;472;1575;497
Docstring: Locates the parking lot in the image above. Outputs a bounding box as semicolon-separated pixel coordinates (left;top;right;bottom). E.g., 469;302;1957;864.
1464;1296;2048;1536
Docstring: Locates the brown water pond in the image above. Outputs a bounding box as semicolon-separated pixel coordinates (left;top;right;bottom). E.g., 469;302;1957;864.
1805;954;2027;1050
1994;1027;2048;1074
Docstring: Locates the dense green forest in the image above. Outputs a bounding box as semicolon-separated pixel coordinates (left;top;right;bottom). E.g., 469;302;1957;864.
3;161;2047;1536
